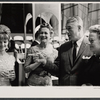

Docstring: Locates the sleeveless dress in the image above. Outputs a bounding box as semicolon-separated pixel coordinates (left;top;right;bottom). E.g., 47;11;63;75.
25;44;58;86
0;52;15;86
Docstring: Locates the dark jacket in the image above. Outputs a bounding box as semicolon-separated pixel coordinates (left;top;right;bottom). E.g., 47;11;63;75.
80;55;100;86
31;40;39;46
44;36;93;86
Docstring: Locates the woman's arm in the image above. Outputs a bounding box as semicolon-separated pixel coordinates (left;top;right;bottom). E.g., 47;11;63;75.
43;58;59;77
24;62;41;73
36;51;59;77
24;47;42;73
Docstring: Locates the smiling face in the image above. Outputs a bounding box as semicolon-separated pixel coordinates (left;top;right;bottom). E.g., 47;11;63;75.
89;32;100;55
39;27;50;43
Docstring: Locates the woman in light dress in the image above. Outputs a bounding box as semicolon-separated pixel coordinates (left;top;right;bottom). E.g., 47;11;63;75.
24;23;58;86
0;25;15;86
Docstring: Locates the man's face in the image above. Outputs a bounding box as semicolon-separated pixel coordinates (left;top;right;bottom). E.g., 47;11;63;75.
89;32;100;55
66;22;81;41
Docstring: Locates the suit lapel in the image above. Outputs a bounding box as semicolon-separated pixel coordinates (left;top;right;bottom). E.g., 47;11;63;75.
67;40;86;67
72;37;89;70
68;47;73;66
68;41;73;67
75;41;86;63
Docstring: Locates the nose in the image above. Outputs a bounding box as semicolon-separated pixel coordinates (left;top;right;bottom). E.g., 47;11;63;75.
41;32;46;36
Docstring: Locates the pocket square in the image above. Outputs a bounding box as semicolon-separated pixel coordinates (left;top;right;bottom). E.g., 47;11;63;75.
82;55;91;59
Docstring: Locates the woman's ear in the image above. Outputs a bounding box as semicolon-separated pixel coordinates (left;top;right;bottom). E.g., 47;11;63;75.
50;31;54;38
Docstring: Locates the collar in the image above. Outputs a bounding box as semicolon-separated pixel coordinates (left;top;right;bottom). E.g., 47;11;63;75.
35;40;40;44
76;36;84;47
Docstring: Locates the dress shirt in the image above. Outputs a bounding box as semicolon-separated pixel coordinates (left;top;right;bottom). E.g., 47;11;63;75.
76;37;84;56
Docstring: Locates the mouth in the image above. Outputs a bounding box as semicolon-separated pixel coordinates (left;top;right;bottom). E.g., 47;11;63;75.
41;37;47;40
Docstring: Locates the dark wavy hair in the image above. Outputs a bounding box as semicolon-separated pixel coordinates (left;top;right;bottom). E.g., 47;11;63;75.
39;23;51;30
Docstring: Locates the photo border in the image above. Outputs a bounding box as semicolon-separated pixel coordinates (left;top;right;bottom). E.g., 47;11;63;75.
0;1;100;98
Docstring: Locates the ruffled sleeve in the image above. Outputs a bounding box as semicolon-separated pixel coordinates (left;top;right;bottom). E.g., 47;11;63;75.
24;47;39;72
24;47;33;68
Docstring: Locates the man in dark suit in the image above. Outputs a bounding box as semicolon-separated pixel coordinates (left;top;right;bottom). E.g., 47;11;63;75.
31;30;40;46
41;16;93;86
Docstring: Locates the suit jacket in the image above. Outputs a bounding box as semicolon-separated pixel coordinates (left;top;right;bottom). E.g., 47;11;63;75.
44;36;93;86
31;40;39;46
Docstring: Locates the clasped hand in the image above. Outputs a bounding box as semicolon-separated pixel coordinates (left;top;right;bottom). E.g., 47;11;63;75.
0;70;15;81
33;53;47;65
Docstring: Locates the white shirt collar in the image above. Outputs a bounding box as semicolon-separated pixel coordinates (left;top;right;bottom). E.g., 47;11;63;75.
76;36;84;47
35;40;40;44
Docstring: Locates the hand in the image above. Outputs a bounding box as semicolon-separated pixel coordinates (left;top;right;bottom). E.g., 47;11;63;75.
32;53;40;62
38;53;46;59
35;59;46;65
8;70;15;81
35;53;47;65
47;57;55;63
0;70;9;78
33;55;39;62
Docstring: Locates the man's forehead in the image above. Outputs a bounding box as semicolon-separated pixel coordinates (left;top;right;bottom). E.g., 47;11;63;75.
66;22;78;27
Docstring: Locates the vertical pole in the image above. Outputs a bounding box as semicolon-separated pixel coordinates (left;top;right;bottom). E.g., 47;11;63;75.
59;3;61;41
0;4;2;23
32;3;35;40
23;4;27;58
23;4;26;58
40;13;42;25
87;4;89;29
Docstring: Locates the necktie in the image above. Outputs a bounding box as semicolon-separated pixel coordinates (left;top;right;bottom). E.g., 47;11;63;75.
73;42;77;64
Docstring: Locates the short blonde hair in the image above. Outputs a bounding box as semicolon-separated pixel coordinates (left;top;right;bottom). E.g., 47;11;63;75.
66;16;83;27
89;25;100;39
